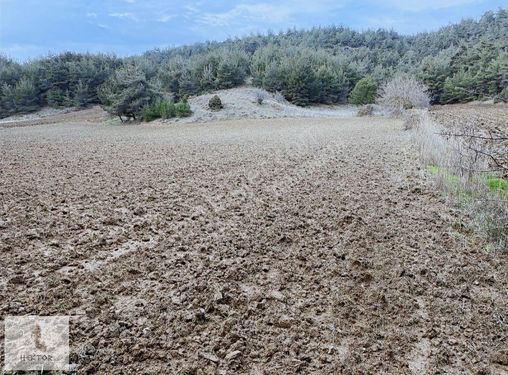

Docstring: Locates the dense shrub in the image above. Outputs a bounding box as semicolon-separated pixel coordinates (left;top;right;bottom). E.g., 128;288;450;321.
349;77;377;105
174;99;192;117
156;48;249;100
143;98;175;121
0;53;119;117
252;46;352;106
0;84;16;116
208;95;223;110
47;87;71;108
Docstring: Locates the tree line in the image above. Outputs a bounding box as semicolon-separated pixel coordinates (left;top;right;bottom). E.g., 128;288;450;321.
1;9;507;119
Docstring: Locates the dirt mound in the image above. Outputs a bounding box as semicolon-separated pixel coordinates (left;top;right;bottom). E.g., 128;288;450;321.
164;87;358;123
0;89;359;128
1;117;506;374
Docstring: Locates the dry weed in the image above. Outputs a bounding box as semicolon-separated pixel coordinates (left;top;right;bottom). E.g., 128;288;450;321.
412;111;508;251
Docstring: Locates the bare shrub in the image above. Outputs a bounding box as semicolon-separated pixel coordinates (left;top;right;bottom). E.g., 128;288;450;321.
357;104;374;117
412;112;454;169
378;75;430;116
254;90;266;105
403;109;422;130
273;91;287;104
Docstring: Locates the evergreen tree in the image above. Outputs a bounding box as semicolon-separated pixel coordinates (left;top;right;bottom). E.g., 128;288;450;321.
98;64;158;121
316;66;349;104
349;76;377;105
282;59;316;106
13;77;40;113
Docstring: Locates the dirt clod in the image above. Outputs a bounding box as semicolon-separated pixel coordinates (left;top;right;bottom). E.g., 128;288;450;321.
0;115;506;374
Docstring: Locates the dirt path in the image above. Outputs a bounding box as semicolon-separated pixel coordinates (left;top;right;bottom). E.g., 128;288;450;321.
0;117;506;374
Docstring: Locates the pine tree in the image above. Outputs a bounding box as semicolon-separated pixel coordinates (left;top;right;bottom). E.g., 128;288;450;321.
282;59;316;106
98;64;158;121
316;66;349;104
13;77;40;112
348;76;377;105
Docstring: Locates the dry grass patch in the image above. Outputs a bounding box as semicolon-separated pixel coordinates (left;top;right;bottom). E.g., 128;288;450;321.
412;110;508;251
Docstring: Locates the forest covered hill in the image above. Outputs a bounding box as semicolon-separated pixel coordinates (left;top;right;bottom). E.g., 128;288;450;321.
0;8;507;118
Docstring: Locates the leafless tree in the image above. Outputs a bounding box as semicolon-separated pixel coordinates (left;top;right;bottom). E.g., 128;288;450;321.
378;75;430;116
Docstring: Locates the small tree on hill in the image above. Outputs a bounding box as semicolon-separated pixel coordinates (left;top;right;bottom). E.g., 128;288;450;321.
208;95;223;110
349;76;377;105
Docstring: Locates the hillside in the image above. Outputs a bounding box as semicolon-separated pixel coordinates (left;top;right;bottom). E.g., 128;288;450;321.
0;9;507;118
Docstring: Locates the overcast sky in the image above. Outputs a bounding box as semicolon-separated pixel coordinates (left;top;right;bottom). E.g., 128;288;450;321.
0;0;506;61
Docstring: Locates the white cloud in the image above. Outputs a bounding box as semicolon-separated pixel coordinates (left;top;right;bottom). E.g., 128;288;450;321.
197;0;346;27
378;0;483;11
157;14;176;23
86;12;98;18
109;12;138;21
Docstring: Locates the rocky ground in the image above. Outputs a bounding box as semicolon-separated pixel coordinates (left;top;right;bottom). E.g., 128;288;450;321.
0;114;507;374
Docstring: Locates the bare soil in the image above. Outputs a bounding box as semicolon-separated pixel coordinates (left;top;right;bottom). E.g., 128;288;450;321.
430;102;508;132
0;115;507;374
0;106;109;129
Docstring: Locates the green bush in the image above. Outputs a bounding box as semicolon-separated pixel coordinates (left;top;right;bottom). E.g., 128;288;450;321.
208;95;223;110
175;99;192;117
349;77;377;105
143;98;176;121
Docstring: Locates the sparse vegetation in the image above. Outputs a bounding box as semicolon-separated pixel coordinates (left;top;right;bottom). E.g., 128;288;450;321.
403;110;423;130
486;177;508;192
357;104;374;117
412;111;508;251
254;90;266;105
